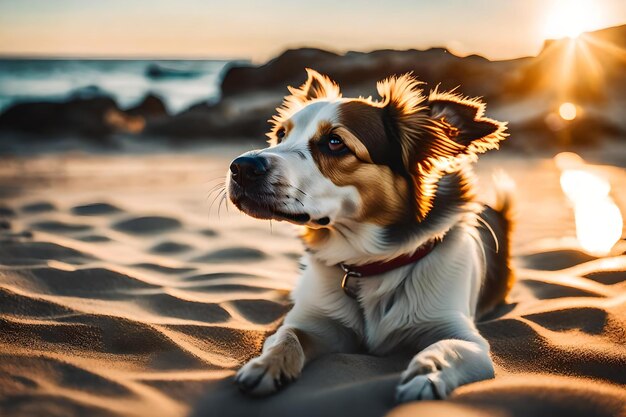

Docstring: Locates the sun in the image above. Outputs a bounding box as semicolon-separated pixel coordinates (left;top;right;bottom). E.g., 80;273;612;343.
542;0;603;39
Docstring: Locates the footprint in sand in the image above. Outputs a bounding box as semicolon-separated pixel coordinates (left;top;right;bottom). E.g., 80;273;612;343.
132;263;196;274
199;228;218;237
192;247;267;263
522;249;597;271
0;206;16;217
150;241;193;254
189;283;274;294
71;202;122;216
0;356;133;397
231;299;290;324
76;235;112;243
0;241;95;265
521;279;599;300
31;220;93;233
524;307;608;335
183;272;257;281
583;270;626;285
26;267;159;297
20;201;56;214
112;216;182;235
138;294;231;322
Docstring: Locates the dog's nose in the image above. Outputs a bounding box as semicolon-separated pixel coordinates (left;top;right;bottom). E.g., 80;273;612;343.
230;156;268;186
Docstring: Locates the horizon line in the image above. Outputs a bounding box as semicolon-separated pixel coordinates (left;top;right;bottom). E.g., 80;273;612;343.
0;46;529;63
1;23;622;64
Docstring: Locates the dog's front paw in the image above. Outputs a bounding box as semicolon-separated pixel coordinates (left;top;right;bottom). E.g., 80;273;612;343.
235;351;303;396
395;350;451;402
396;372;447;402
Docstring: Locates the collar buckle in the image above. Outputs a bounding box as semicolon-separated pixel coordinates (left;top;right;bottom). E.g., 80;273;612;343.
340;264;362;298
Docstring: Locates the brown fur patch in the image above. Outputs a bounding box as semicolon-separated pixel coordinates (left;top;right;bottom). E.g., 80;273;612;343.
338;93;469;222
337;101;395;166
267;119;293;145
309;117;410;226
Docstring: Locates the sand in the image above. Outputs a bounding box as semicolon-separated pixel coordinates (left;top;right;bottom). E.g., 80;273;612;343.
0;145;625;417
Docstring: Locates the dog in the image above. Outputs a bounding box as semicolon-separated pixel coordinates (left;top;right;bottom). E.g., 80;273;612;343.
227;69;514;402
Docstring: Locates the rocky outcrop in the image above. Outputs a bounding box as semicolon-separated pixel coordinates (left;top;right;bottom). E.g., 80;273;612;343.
126;93;168;119
0;95;120;138
220;47;516;102
144;101;271;140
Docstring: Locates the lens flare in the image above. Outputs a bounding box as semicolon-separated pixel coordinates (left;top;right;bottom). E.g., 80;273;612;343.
573;202;623;256
542;0;603;39
558;102;577;121
557;153;623;256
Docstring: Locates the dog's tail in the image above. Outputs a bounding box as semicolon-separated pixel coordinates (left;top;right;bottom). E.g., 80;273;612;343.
476;171;515;319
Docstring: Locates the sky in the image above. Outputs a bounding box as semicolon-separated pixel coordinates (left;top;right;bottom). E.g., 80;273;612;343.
0;0;624;62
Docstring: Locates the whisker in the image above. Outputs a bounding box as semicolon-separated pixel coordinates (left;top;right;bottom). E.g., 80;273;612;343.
206;183;226;198
208;188;225;217
217;193;227;219
204;175;227;185
209;178;225;187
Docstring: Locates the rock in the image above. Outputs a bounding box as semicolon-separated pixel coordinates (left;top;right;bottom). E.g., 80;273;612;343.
145;101;272;140
126;93;168;118
221;48;341;97
0;94;120;138
145;63;203;79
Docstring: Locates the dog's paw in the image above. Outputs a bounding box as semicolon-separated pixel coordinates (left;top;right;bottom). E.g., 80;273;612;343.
235;353;302;396
395;350;451;402
396;339;495;403
396;372;447;402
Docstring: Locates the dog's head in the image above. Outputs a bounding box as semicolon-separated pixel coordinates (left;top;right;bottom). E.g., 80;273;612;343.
228;69;506;243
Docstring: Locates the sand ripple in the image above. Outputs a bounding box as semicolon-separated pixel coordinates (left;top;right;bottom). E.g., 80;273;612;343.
0;191;294;416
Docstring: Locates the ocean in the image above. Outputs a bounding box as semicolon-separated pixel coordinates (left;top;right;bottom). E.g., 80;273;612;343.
0;59;241;115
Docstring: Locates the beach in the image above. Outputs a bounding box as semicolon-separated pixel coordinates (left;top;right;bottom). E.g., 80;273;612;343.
1;144;624;417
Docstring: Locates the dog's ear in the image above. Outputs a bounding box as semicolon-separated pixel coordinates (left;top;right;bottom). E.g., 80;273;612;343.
289;68;341;102
377;74;460;220
377;74;466;168
428;91;507;156
377;75;507;220
377;76;507;165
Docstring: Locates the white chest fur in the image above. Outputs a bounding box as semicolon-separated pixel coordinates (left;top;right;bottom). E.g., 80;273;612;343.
286;223;485;355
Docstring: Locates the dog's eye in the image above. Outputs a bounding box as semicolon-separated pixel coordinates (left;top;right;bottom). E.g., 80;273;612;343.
327;134;345;152
276;128;286;142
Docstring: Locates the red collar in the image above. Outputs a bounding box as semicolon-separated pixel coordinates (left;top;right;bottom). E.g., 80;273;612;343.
339;238;438;298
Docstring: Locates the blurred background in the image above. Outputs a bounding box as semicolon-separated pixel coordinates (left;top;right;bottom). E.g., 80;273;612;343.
0;0;625;153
